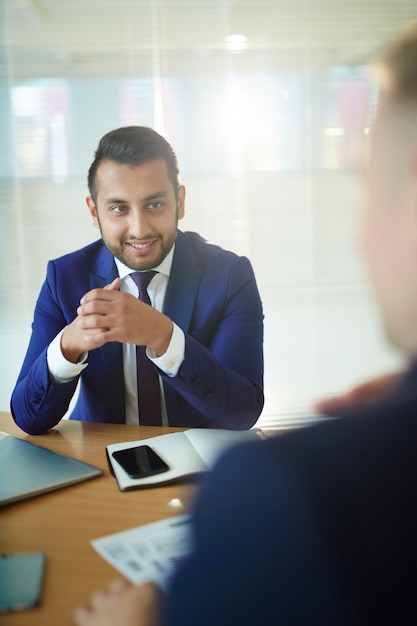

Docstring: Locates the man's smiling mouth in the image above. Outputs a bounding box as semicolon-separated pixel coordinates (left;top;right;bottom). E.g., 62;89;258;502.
127;240;158;250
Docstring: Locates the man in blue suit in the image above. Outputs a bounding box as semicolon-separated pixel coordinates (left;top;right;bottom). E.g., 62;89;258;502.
73;24;417;626
11;127;264;434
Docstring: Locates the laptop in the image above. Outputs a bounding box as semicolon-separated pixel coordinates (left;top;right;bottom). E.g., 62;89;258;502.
0;432;102;506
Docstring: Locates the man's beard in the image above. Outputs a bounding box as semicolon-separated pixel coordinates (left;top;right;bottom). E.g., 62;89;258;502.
101;227;178;271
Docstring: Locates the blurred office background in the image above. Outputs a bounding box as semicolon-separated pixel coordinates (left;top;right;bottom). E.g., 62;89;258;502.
1;0;415;428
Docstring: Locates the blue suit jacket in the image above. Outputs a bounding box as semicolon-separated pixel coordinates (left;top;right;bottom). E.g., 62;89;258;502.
11;231;264;434
166;365;417;625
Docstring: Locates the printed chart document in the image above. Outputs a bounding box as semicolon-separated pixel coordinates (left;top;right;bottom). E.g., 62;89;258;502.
91;514;192;589
107;428;260;491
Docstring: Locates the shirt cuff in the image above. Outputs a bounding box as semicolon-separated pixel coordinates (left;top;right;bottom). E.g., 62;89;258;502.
147;322;185;377
47;329;88;383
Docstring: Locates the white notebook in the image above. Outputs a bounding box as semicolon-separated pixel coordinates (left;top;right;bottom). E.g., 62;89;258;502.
107;428;261;491
0;432;102;506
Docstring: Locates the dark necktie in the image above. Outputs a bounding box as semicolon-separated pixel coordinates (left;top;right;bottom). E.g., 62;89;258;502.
130;271;162;426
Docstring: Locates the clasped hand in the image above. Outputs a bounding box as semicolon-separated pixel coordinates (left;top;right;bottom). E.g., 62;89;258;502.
61;278;173;363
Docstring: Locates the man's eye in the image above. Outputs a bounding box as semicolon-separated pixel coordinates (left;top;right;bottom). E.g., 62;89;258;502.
111;205;127;213
147;202;164;210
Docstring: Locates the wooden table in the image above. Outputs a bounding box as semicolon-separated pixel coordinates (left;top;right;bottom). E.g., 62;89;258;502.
0;411;198;625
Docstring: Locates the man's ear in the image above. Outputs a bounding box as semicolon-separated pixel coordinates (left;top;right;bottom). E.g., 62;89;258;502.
177;185;186;220
86;196;100;229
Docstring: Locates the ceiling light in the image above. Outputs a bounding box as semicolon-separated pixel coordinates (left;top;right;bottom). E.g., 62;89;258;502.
225;34;248;54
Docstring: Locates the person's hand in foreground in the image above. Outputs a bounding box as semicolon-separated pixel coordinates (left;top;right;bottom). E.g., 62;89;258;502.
314;371;404;416
73;579;161;626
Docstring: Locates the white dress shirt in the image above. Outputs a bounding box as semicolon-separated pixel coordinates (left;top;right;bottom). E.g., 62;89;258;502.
47;244;185;425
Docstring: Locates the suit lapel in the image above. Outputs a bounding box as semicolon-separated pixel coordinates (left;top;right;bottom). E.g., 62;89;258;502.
163;231;202;332
89;245;125;418
162;232;202;423
89;246;119;290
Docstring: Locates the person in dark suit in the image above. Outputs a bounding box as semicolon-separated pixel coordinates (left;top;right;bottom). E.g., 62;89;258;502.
11;127;264;435
73;370;417;626
73;24;417;626
165;369;417;625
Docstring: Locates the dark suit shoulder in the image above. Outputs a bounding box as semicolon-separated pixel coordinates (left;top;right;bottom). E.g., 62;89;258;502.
47;240;117;285
181;230;250;267
50;239;106;267
181;374;417;624
260;380;417;493
253;369;417;624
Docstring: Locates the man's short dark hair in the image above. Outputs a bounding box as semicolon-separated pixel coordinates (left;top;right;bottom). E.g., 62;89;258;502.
87;126;180;203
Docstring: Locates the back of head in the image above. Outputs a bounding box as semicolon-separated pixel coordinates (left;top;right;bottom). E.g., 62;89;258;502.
363;23;417;355
87;126;180;202
375;22;417;100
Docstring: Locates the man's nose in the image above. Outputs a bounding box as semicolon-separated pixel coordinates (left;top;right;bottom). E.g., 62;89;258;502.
129;209;150;239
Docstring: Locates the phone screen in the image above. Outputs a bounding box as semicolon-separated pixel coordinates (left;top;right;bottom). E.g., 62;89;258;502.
112;445;169;479
0;552;46;612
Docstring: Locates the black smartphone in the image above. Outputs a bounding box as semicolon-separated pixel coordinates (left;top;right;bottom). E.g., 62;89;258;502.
0;552;46;612
112;445;169;478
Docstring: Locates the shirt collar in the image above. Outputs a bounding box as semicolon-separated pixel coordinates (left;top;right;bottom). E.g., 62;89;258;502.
114;243;175;280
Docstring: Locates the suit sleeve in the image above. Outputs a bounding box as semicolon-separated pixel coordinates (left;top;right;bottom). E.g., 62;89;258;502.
10;261;80;434
160;255;264;429
165;440;351;626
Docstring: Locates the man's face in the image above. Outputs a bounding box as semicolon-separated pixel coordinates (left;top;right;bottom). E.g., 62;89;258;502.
361;100;417;353
86;158;185;271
